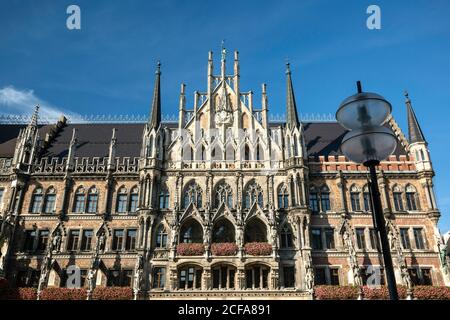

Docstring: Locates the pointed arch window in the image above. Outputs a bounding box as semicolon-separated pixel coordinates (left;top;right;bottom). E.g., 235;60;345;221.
278;184;289;209
159;188;170;209
30;187;43;213
156;224;168;248
393;185;404;211
43;187;56;214
183;182;203;209
244;144;250;161
280;225;293;248
320;186;331;212
256;144;263;161
244;182;263;209
405;185;418;211
130;186;139;213
86;187;99;213
214;182;233;208
180;220;203;243
73;186;85;213
116;187;128;213
350;185;361;212
363;185;371;212
201;145;206;161
293;134;298;157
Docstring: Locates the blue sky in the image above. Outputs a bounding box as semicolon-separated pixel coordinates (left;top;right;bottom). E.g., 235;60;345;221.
0;0;449;231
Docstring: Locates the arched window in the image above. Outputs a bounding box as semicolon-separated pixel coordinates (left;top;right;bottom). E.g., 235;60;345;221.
245;264;270;289
309;187;319;214
73;186;85;213
116;187;128;213
244;181;263;209
392;185;404;211
43;187;56;214
147;137;154;157
405;185;418;211
201;145;206;161
363;185;371;212
130;186;139;213
244;144;250;161
280;225;293;248
256;144;263;161
212;219;235;243
180;220;203;243
155;224;168;248
214;182;233;208
293;134;298;157
225;144;235;161
420;150;425;161
278;184;289;209
244;219;267;243
183;182;202;209
30;187;43;213
159;188;170;209
178;265;202;290
86;187;99;213
350;185;361;212
320;186;331;212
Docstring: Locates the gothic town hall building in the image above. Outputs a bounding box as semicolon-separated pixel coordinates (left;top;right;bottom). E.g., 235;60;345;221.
0;49;448;300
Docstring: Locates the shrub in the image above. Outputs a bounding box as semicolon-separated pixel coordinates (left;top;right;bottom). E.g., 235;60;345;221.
177;243;205;256
40;287;87;300
0;287;38;300
314;285;359;300
92;287;133;300
362;285;407;300
412;286;450;300
211;243;238;256
244;242;272;256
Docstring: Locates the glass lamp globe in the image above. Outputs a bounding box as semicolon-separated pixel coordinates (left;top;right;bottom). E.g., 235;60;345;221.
340;126;398;165
336;92;392;130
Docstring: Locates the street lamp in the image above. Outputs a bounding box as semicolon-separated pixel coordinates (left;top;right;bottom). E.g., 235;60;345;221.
336;81;399;300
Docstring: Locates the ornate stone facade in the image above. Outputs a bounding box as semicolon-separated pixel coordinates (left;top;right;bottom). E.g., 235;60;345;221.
0;49;447;299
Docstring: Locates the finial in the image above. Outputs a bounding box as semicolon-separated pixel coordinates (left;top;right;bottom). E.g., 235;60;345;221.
262;83;267;94
112;128;117;139
180;83;186;94
234;50;239;61
155;60;161;74
356;81;362;94
285;60;291;74
404;90;411;102
30;105;40;125
221;39;227;61
208;51;213;61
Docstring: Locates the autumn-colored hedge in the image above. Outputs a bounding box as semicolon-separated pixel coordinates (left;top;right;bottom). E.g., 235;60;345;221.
0;287;37;300
314;286;360;300
412;286;450;300
244;242;272;256
92;287;133;300
177;243;205;256
211;243;238;256
39;287;87;300
361;285;407;300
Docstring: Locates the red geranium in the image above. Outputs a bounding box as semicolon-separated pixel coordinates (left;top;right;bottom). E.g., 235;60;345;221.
412;286;450;300
244;242;272;256
211;243;238;256
40;287;87;300
177;243;205;256
92;286;133;300
314;285;359;300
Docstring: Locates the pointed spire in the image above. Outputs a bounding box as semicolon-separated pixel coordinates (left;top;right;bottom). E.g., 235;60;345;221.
286;63;300;130
30;105;39;127
108;128;117;170
405;91;426;144
221;40;227;80
148;61;161;130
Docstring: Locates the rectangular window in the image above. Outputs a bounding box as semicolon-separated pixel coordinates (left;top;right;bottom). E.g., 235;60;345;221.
369;228;380;251
107;270;121;287
44;195;56;213
112;229;124;251
31;195;43;213
350;193;361;211
116;194;128;213
330;268;340;285
152;267;166;289
125;229;137;251
311;229;322;250
406;193;417;211
314;267;326;285
23;230;37;251
408;268;420;286
413;228;425;250
324;228;335;250
73;194;85;213
393;193;404;211
37;230;49;251
130;194;139;213
309;193;319;213
87;194;98;213
67;230;80;251
283;267;295;288
321;193;331;212
421;268;432;285
400;228;411;249
122;270;133;287
363;192;371;212
81;230;93;251
355;228;366;250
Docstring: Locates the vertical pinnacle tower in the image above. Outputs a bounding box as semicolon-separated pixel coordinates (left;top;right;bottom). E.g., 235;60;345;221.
405;91;426;144
286;63;300;130
148;61;162;130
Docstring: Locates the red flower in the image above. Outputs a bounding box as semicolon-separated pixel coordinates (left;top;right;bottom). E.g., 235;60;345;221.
412;286;450;300
244;242;272;256
177;243;205;256
314;286;359;300
0;287;37;300
92;287;133;300
362;285;407;300
211;243;238;256
40;287;87;300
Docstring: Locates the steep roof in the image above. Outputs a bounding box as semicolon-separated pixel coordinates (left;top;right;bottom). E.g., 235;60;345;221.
405;92;426;144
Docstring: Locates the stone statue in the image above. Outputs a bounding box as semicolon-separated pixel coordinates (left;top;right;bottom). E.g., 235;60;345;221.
133;254;144;293
97;231;106;253
400;264;412;289
87;269;96;292
236;227;244;247
51;231;62;253
204;227;211;246
270;227;278;248
305;266;314;291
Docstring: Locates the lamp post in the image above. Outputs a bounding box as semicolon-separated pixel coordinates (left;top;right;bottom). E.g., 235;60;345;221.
336;81;399;300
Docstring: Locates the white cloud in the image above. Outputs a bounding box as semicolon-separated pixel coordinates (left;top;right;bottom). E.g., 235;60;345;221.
0;86;81;122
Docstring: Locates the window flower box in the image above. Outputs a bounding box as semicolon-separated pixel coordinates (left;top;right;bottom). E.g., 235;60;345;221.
314;285;359;300
211;243;238;256
92;287;133;300
40;287;87;300
361;285;407;300
412;286;450;300
244;242;272;256
176;243;205;256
